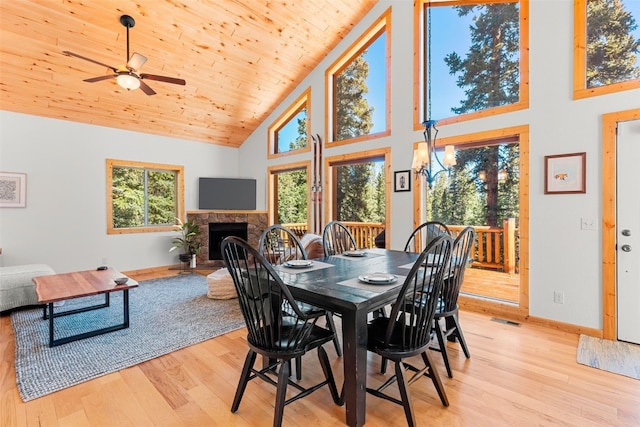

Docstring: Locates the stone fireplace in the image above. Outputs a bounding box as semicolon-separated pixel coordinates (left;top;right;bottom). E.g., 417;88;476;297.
187;210;268;267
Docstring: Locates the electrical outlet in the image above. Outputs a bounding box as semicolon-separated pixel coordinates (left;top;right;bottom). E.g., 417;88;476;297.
553;291;564;304
580;217;596;230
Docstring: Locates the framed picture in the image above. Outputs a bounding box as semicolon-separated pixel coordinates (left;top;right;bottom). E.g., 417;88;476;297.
544;152;586;194
0;172;27;207
394;170;411;192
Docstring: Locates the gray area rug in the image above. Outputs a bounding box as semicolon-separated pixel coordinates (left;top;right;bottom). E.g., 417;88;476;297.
577;334;640;380
11;274;244;402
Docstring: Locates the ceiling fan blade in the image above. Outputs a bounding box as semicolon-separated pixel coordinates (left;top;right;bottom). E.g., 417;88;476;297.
140;74;186;86
127;52;147;72
138;80;157;96
83;75;116;83
63;51;118;73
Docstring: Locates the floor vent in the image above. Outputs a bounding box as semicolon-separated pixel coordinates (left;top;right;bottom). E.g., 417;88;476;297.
491;317;521;327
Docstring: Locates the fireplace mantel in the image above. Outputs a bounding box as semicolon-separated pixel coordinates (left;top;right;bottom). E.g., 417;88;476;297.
187;210;268;267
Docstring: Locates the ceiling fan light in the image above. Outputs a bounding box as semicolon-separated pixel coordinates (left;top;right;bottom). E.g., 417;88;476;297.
117;74;140;90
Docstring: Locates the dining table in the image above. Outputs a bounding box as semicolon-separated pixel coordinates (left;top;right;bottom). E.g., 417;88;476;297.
274;248;422;427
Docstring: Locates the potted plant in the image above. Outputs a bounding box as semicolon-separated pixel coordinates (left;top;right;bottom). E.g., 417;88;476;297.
170;218;202;267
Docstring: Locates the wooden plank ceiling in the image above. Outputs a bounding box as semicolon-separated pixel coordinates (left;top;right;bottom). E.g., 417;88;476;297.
0;0;377;147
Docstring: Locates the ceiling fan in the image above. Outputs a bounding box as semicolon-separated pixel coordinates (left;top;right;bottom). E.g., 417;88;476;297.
63;15;186;95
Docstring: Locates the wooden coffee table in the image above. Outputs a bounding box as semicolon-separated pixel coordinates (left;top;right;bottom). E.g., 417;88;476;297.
34;267;138;347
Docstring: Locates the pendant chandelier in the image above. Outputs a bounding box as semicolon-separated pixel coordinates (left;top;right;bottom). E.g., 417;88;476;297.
412;2;455;189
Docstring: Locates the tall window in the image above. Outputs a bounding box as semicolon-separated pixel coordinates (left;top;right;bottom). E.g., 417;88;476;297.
414;126;529;307
326;7;391;146
325;148;391;248
107;159;184;234
267;161;310;230
574;0;640;99
417;0;528;127
268;89;311;158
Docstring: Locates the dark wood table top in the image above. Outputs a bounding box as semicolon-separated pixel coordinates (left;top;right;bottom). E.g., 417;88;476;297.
34;267;138;303
278;248;420;314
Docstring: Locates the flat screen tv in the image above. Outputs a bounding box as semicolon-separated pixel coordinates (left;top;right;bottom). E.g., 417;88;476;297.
198;177;257;210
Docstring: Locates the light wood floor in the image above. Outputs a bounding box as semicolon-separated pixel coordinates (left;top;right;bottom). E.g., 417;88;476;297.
460;268;520;303
1;270;638;427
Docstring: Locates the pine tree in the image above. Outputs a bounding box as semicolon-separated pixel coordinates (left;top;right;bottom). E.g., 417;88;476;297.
428;3;521;227
587;0;640;87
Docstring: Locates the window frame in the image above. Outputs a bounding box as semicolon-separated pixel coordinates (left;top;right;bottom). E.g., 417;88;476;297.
268;88;312;159
413;0;530;130
324;147;391;244
412;125;529;314
325;7;392;147
573;0;640;99
106;159;185;235
266;160;311;229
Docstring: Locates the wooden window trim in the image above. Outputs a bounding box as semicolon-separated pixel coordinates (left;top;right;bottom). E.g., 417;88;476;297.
106;159;185;235
268;88;312;159
323;147;392;244
266;160;311;228
413;0;530;131
412;125;529;315
573;0;640;100
325;7;392;147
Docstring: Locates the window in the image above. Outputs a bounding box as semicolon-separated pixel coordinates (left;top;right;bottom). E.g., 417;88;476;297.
107;159;184;234
326;7;391;146
267;161;310;231
415;0;529;128
413;125;529;309
268;88;311;158
573;0;640;99
325;148;391;248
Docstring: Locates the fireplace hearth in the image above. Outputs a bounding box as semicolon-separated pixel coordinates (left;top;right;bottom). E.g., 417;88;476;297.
187;210;268;267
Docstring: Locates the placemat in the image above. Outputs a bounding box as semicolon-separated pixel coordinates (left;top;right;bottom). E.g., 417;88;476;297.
333;251;383;261
337;275;406;293
274;260;335;275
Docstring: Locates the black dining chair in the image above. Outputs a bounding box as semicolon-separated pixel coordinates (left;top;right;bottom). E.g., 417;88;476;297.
322;221;357;256
366;235;453;427
431;226;476;378
322;220;385;318
258;224;307;265
258;224;342;372
403;221;451;253
222;236;342;427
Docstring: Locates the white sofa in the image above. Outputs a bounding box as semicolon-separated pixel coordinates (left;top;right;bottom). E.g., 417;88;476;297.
0;264;55;312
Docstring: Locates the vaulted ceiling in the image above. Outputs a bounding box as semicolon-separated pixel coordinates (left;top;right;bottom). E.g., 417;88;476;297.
0;1;377;147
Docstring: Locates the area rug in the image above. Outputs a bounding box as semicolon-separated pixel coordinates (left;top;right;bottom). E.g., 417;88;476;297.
11;274;245;402
576;334;640;380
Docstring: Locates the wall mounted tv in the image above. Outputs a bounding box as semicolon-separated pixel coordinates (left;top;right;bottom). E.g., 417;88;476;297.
198;177;257;210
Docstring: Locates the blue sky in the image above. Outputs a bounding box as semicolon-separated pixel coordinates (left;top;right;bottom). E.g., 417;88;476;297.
279;1;640;148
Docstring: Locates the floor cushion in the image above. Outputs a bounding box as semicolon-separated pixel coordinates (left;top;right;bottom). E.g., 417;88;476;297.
0;264;55;312
206;268;237;299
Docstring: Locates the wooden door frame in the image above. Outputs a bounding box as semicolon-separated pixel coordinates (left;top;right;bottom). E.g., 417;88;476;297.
602;108;640;340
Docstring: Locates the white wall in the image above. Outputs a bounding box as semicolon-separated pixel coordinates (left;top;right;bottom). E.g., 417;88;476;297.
240;0;640;330
0;112;239;272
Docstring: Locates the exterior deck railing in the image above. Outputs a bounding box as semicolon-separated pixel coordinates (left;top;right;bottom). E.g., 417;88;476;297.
282;218;519;273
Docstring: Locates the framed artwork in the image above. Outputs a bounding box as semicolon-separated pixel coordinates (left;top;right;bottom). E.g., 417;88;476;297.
394;170;411;192
544;152;586;194
0;172;27;207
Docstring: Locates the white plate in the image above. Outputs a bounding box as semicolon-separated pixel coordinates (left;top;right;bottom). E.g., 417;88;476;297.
358;273;397;284
343;250;367;257
284;260;313;269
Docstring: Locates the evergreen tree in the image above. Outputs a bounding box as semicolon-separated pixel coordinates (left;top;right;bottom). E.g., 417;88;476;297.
335;55;374;140
428;3;520;228
587;0;640;87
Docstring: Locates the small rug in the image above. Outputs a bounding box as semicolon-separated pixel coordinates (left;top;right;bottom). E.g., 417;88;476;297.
576;334;640;380
11;274;245;402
